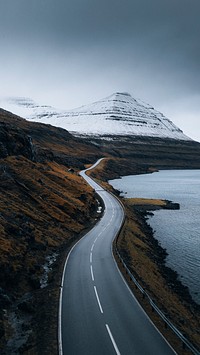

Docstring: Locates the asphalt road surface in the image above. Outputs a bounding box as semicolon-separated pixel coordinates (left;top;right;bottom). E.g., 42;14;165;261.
59;159;176;355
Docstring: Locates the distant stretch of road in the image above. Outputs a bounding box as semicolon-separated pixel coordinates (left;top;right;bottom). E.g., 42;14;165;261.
59;159;175;355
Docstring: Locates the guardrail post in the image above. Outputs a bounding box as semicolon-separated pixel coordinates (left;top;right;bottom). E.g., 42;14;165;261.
85;159;200;355
115;246;200;355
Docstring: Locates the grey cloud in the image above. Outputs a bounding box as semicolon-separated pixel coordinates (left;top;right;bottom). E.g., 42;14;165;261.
2;0;200;41
0;0;200;140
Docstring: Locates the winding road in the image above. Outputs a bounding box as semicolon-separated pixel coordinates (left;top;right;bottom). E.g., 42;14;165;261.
59;159;175;355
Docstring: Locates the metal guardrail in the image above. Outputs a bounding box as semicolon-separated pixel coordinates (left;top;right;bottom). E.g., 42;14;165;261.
83;160;200;355
114;244;200;355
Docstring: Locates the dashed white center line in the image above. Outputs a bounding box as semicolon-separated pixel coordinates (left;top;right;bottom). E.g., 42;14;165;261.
106;324;121;355
94;286;103;314
91;243;94;252
90;265;94;281
90;252;93;263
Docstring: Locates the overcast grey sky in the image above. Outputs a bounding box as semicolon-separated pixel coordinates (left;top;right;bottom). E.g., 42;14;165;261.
0;0;200;141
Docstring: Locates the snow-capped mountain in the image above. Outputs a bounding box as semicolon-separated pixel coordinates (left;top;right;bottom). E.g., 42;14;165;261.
0;93;191;141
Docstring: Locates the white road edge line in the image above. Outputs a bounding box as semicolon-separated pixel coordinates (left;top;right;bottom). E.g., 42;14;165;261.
58;158;104;355
105;324;121;355
75;158;176;355
58;235;87;355
111;235;177;354
90;265;94;281
94;286;103;314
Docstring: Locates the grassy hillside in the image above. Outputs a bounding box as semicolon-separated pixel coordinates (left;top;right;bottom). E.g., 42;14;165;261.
84;135;200;177
1;107;200;354
115;198;200;353
0;109;102;354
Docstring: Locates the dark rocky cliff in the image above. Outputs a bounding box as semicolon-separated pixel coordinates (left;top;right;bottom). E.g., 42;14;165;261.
1;107;200;353
85;134;200;180
0;109;102;353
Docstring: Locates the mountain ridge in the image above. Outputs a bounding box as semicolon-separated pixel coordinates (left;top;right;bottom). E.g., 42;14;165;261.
0;93;191;141
1;107;200;353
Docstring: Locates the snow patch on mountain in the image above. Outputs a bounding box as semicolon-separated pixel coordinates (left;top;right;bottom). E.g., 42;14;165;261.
0;93;191;141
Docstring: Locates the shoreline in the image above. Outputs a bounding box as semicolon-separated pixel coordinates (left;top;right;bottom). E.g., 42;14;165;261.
87;161;200;352
144;212;200;310
115;197;200;353
132;199;199;309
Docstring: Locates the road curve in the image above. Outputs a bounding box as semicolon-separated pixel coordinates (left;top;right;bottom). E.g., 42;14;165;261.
59;159;176;355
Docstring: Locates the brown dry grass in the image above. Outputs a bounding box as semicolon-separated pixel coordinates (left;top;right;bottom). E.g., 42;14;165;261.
116;198;200;354
86;158;118;191
1;108;200;353
0;155;98;353
126;197;166;206
0;156;95;261
85;156;200;352
0;109;105;353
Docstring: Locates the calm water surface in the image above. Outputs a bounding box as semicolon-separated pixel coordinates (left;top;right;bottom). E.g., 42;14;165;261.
110;170;200;304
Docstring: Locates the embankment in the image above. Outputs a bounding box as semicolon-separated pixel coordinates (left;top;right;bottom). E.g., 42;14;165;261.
115;197;200;354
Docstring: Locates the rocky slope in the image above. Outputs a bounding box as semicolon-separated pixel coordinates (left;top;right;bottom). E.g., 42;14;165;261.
1;103;200;354
3;93;200;173
0;109;103;354
116;198;200;353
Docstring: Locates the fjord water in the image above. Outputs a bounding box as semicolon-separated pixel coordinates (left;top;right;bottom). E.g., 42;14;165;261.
110;170;200;304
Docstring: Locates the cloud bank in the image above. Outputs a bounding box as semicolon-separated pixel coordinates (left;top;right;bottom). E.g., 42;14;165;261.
0;0;199;140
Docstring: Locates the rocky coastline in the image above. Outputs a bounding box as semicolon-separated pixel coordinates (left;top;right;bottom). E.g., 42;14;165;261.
115;197;200;353
136;202;199;309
